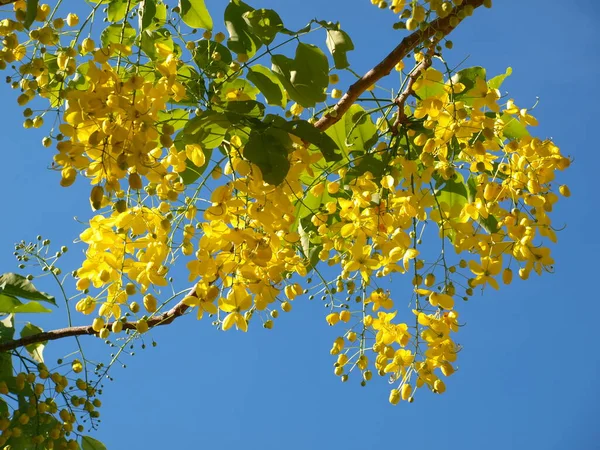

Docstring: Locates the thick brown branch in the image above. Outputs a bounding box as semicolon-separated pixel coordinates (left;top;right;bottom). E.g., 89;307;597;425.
0;292;193;353
314;0;486;131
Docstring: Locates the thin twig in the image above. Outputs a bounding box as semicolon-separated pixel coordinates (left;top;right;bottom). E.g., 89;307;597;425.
391;45;436;134
314;0;486;131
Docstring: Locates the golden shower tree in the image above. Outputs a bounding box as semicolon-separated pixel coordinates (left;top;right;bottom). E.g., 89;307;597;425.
0;0;570;448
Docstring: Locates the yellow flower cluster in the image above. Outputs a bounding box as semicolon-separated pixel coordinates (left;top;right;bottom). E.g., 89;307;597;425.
57;51;188;194
315;62;569;401
0;0;570;408
75;206;170;319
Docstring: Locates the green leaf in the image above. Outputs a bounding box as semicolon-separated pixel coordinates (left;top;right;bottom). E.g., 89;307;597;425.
325;104;377;154
246;65;286;108
82;436;107;450
224;0;262;58
141;0;156;29
141;28;175;61
326;29;354;70
295;188;332;221
500;113;530;140
488;67;512;90
182;112;230;149
0;273;55;304
244;128;292;185
415;68;446;100
175;64;205;105
100;22;136;47
24;0;38;29
0;314;14;342
20;323;46;363
451;66;486;93
157;108;189;131
193;39;232;76
141;0;166;31
179;148;213;185
348;153;386;180
222;100;265;120
451;66;486;105
107;0;128;22
271;43;329;108
298;220;311;260
243;9;284;45
0;294;52;314
179;0;213;30
0;315;14;381
219;78;259;102
466;176;500;233
277;119;341;162
436;173;468;216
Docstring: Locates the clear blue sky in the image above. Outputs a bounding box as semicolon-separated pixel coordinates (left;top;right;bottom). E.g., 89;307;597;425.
1;1;599;449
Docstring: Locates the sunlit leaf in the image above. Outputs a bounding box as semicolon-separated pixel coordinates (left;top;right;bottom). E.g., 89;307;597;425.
243;8;284;45
436;172;468;215
500;113;530;140
182;112;230;149
0;273;56;304
326;29;354;69
325;104;377;153
100;22;136;47
0;294;52;314
224;0;262;58
488;67;512;90
107;0;128;22
141;28;175;61
21;323;46;363
179;0;213;30
82;436;107;450
193;39;232;76
246;65;287;108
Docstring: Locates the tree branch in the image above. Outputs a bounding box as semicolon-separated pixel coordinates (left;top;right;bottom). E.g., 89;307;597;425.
391;45;435;134
314;0;486;131
0;292;193;353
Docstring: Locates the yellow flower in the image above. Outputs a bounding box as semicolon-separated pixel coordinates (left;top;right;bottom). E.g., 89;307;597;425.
469;257;502;289
219;285;253;332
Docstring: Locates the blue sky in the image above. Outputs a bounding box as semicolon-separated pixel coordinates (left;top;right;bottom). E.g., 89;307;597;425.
1;1;599;449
